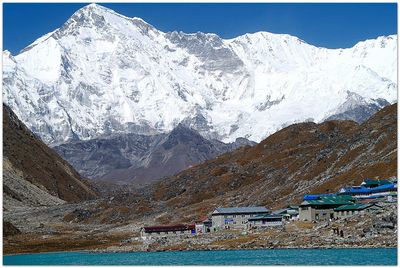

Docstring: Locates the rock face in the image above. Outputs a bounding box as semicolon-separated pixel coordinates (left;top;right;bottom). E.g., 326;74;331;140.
3;104;98;210
325;92;390;123
54;124;255;184
3;221;21;237
3;4;397;145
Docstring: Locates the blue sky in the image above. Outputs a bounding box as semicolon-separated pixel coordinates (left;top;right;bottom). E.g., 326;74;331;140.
3;3;397;55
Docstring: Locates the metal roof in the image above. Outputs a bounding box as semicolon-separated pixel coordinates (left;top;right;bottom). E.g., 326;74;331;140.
362;179;392;187
303;193;337;200
212;206;269;215
370;183;396;192
321;195;354;201
339;183;396;194
272;208;287;215
248;214;283;221
273;207;299;216
334;203;381;211
143;224;195;233
301;196;354;206
338;186;371;194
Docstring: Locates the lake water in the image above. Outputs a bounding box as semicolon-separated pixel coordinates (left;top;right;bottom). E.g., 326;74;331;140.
3;248;397;265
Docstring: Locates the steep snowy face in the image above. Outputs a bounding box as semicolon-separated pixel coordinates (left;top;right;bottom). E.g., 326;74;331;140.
3;4;397;145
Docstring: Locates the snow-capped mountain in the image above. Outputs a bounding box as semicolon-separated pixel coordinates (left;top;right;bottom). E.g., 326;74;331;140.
3;4;397;145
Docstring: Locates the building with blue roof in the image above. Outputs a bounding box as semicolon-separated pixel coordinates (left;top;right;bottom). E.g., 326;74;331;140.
338;178;397;199
303;193;337;200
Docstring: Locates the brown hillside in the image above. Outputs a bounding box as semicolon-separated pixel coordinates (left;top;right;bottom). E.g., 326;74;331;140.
143;104;397;221
3;104;98;204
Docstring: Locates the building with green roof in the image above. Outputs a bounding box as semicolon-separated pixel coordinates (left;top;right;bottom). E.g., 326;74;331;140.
248;214;283;228
361;178;392;188
333;203;382;219
299;195;355;221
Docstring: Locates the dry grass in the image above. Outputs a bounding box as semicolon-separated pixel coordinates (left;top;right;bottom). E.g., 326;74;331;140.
3;232;129;255
211;234;258;247
291;221;315;229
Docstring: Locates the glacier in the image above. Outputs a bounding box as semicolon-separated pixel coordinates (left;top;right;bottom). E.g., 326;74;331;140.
2;3;397;145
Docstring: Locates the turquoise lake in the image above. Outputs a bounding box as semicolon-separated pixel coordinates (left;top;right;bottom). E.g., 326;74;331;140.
3;248;397;265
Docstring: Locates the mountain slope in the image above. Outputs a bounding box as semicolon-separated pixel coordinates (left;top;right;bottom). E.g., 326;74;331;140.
3;4;397;145
140;104;397;221
3;104;98;209
54;124;255;184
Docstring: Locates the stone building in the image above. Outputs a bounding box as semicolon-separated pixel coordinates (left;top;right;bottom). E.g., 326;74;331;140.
140;224;195;238
247;214;283;228
211;207;270;230
299;196;354;221
334;203;382;219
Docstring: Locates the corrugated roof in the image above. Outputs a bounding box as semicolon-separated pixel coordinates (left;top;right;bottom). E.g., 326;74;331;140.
144;224;195;232
320;195;354;202
301;197;354;206
248;214;283;221
213;206;269;215
304;193;337;200
272;208;287;215
370;183;396;192
339;186;371;194
334;203;381;211
362;179;392;187
273;207;299;216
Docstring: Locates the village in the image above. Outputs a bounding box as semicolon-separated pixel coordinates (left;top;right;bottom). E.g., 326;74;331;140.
140;177;397;239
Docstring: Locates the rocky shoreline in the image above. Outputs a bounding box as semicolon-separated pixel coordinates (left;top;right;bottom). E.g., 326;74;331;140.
93;204;397;253
92;244;397;254
4;203;396;255
4;244;397;256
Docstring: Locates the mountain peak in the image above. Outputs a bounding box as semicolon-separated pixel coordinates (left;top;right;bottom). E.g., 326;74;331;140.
162;124;204;150
75;3;154;28
76;3;114;15
169;123;199;138
52;3;157;40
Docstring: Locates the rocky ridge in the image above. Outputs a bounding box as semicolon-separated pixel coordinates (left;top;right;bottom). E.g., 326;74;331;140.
54;124;255;184
3;104;98;209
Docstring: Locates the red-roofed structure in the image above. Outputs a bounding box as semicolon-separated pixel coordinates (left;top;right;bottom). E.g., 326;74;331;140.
141;224;196;238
